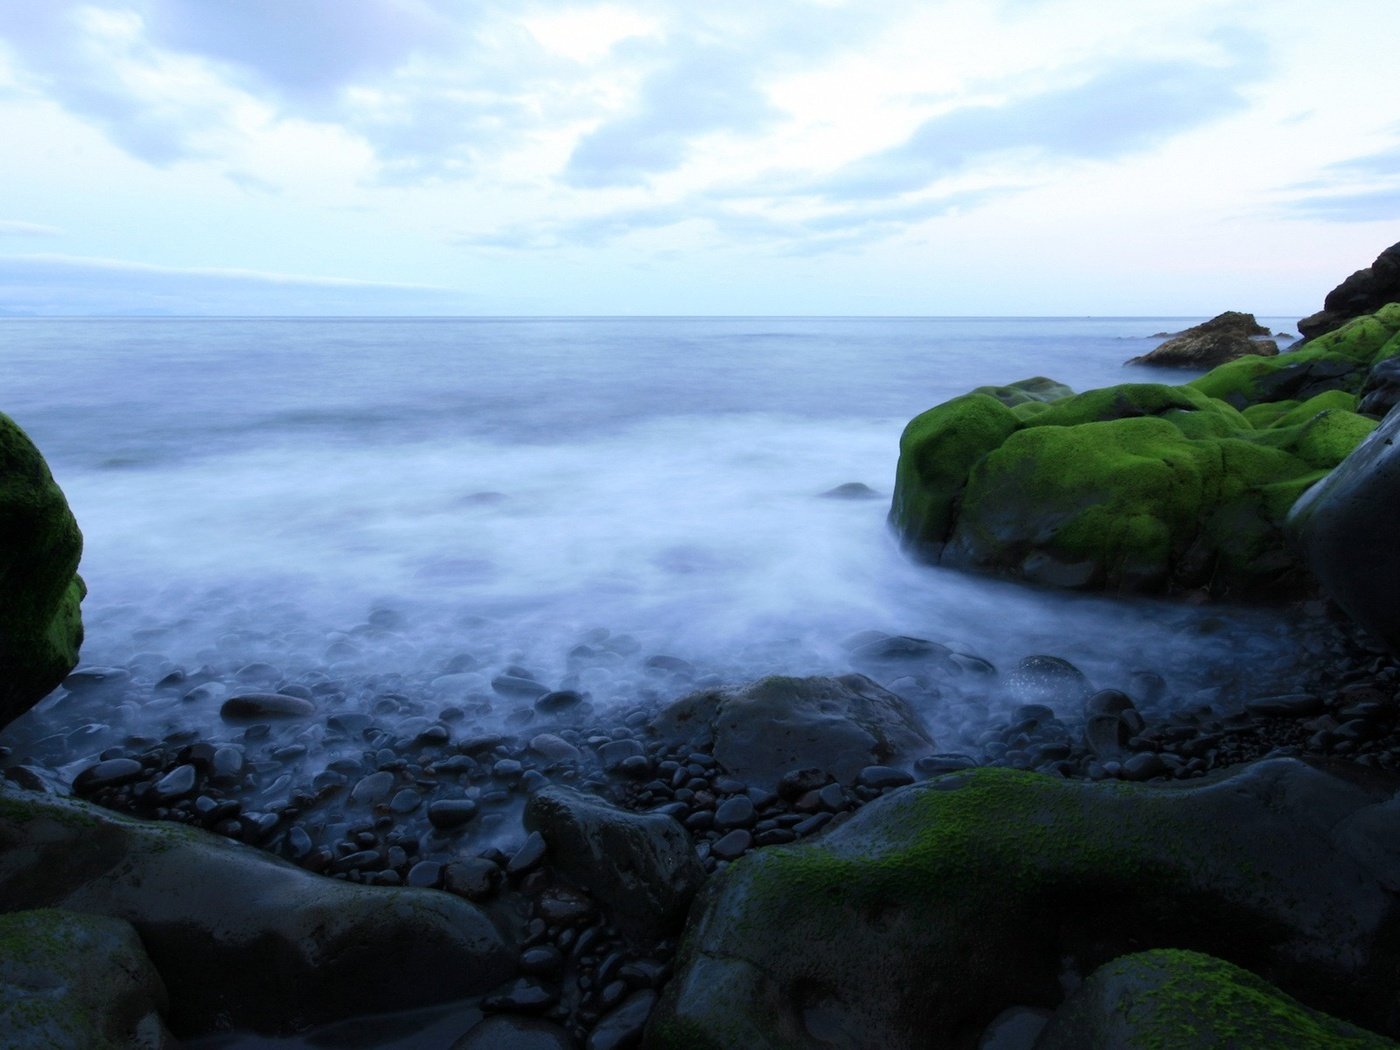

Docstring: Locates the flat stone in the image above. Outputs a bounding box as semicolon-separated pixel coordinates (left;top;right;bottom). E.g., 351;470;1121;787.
220;693;315;721
711;829;752;861
427;799;479;830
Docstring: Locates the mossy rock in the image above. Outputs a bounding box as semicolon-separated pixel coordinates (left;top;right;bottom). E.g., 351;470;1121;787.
0;908;173;1049
647;760;1400;1049
0;789;513;1037
890;339;1385;597
1037;949;1396;1049
1;412;84;729
1189;304;1400;410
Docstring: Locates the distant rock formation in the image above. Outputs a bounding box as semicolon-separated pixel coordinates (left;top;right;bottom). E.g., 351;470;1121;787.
1127;311;1277;368
1298;241;1400;342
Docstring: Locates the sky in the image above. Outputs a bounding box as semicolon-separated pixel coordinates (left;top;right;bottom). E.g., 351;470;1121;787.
0;0;1397;316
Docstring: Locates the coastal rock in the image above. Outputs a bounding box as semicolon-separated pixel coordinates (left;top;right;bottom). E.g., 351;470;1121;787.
0;908;173;1049
0;412;85;730
1037;950;1396;1049
1190;303;1400;410
890;372;1380;597
649;760;1400;1048
1127;311;1278;368
1298;241;1400;342
649;674;934;791
0;789;513;1036
524;785;704;942
1287;407;1400;652
1358;355;1400;417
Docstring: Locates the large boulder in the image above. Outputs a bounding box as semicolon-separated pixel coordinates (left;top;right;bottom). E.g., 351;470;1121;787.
0;788;513;1036
1287;407;1400;652
0;908;173;1049
524;785;705;944
1037;949;1396;1049
1299;241;1400;342
0;413;84;730
1127;311;1278;368
648;675;934;791
647;760;1400;1049
890;378;1376;596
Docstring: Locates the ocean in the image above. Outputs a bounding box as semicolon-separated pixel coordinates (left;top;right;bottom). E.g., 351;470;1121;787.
2;315;1315;760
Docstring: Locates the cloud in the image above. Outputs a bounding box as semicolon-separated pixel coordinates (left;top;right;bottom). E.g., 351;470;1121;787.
1282;188;1400;223
817;54;1260;200
1279;133;1400;223
564;44;781;187
0;254;460;315
0;220;61;237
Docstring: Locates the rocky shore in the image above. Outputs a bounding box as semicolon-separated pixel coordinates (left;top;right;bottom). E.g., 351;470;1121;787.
5;244;1400;1048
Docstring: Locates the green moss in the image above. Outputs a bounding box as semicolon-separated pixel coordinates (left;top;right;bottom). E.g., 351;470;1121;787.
889;393;1021;554
969;376;1074;408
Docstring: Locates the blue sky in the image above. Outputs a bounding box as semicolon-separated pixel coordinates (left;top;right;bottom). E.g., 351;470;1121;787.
0;0;1396;315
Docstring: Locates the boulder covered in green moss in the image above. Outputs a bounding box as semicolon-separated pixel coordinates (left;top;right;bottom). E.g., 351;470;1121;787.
0;908;173;1049
646;760;1400;1049
1;412;84;730
891;372;1377;596
1037;949;1396;1049
0;789;513;1037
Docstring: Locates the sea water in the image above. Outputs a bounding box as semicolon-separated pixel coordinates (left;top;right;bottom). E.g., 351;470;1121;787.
1;315;1313;753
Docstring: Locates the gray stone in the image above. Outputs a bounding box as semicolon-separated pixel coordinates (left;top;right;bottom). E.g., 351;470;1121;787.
220;692;315;721
650;675;934;791
1127;312;1277;368
0;908;173;1049
0;790;512;1036
524;785;704;943
1288;408;1400;652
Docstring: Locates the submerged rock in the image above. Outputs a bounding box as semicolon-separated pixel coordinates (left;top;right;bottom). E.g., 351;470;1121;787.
649;674;934;791
0;412;85;730
1128;311;1278;368
649;760;1400;1048
0;908;173;1049
1037;949;1396;1049
0;789;512;1037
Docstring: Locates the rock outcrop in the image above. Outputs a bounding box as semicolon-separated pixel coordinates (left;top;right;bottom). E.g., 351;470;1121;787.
890;379;1374;597
0;789;513;1037
0;412;84;730
647;760;1400;1048
1287;406;1400;653
1299;241;1400;342
1128;311;1278;368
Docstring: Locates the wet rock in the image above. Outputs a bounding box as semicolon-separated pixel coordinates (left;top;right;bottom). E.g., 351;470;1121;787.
650;760;1400;1046
451;1015;574;1050
0;909;173;1048
1127;312;1277;368
0;790;512;1035
73;757;146;795
507;832;548;878
525;786;704;943
428;799;480;830
219;693;315;721
350;770;395;805
443;858;502;901
819;482;881;500
587;989;656;1050
1037;950;1395;1049
710;829;752;861
493;675;550;701
1005;656;1091;710
651;675;934;791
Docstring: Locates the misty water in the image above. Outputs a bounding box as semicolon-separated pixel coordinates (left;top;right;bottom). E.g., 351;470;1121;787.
2;315;1316;769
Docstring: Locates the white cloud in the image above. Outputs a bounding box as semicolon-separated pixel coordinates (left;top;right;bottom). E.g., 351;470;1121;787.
0;220;61;237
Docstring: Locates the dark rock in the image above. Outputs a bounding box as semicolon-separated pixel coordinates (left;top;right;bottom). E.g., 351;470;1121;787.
535;887;595;926
147;764;197;803
1246;693;1324;718
507;831;548;877
524;786;704;943
1127;312;1277;368
443;858;501;901
1298;241;1400;341
1037;950;1394;1049
711;829;752;861
73;757;145;795
1005;656;1091;709
650;760;1400;1046
598;739;644;770
587;990;656;1050
493;675;550;701
651;675;934;791
451;1015;574;1050
0;909;173;1048
0;789;512;1035
714;795;755;829
427;799;480;830
1288;408;1400;652
482;977;559;1012
536;690;584;713
0;413;84;731
1359;355;1400;417
219;693;315;721
856;765;914;790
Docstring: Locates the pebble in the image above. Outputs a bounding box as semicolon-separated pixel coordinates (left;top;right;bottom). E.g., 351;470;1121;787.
711;829;752;861
73;758;145;794
482;978;559;1013
714;796;755;829
427;799;479;830
507;831;548;877
492;675;550;700
855;766;913;790
443;858;501;900
451;1016;574;1050
585;990;657;1050
148;763;197;802
220;693;315;721
350;771;395;805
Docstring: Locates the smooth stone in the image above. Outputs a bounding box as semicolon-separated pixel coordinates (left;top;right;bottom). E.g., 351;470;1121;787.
407;861;443;888
350;771;395;805
586;990;658;1050
1246;693;1324;718
535;887;595;926
856;765;915;790
714;796;756;829
492;675;549;700
389;788;423;814
819;481;880;500
428;799;479;830
711;829;752;861
443;858;501;901
482;978;558;1012
148;764;197;802
220;693;315;721
506;832;548;877
72;758;145;795
528;734;582;763
451;1015;573;1050
1121;753;1171;781
535;690;584;712
63;666;131;689
519;944;564;976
